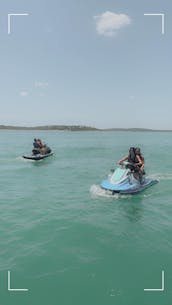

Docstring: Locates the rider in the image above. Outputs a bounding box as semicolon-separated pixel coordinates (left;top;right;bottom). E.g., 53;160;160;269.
32;138;41;155
37;139;51;154
118;147;136;166
37;139;46;154
118;147;144;182
135;147;145;174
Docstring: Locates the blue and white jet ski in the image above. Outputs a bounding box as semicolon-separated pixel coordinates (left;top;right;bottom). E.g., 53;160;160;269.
101;162;158;194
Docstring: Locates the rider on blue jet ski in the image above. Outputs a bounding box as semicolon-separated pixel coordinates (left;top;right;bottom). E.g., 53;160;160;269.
117;147;144;182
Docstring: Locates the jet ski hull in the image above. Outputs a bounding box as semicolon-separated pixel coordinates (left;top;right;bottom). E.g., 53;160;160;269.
101;177;158;194
23;152;53;161
100;164;158;195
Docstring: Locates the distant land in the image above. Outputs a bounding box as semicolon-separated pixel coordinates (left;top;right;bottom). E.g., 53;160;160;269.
0;125;172;132
0;125;98;131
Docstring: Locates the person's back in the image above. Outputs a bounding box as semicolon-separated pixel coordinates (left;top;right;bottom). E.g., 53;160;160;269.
33;138;40;149
32;138;41;155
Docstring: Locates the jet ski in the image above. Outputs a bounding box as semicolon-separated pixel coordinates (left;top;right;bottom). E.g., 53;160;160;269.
101;162;158;194
23;145;53;161
23;152;53;161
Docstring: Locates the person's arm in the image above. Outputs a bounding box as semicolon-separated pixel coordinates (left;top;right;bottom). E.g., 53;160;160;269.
136;155;143;165
117;156;128;165
136;155;144;170
140;156;145;170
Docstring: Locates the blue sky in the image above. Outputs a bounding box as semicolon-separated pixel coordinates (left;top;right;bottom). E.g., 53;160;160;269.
0;0;172;129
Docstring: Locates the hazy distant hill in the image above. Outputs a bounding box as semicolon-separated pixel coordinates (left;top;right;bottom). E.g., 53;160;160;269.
102;128;172;132
0;125;98;131
0;125;172;132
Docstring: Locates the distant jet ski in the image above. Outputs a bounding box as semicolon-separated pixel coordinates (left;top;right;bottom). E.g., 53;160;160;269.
100;161;158;195
23;152;53;161
23;141;53;161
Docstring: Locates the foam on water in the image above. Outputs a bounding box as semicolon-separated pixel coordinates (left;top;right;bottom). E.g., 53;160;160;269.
90;184;117;198
90;184;131;199
149;172;172;181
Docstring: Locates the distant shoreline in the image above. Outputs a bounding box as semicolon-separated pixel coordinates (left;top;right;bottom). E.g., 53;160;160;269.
0;125;172;132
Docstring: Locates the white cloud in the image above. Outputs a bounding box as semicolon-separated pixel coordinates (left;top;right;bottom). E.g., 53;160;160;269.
94;11;131;37
20;90;28;97
35;81;49;88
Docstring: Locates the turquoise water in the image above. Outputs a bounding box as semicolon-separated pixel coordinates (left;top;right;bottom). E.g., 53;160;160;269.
0;131;172;305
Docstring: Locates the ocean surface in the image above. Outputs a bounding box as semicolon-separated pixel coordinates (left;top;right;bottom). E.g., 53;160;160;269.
0;130;172;305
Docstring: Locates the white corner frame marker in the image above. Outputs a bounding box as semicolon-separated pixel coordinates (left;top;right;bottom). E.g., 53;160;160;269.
8;271;29;292
144;13;165;35
144;270;164;292
8;13;29;34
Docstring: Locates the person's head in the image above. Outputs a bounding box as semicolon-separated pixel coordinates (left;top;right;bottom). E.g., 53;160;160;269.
34;138;37;142
135;147;141;155
128;147;135;160
129;147;135;154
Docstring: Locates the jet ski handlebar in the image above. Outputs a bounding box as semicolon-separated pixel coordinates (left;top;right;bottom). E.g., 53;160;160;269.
119;161;130;167
119;161;136;170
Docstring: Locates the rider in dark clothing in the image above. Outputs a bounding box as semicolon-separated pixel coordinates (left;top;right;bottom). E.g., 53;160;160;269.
32;138;41;155
118;147;144;183
118;147;139;166
33;138;40;149
32;138;52;155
